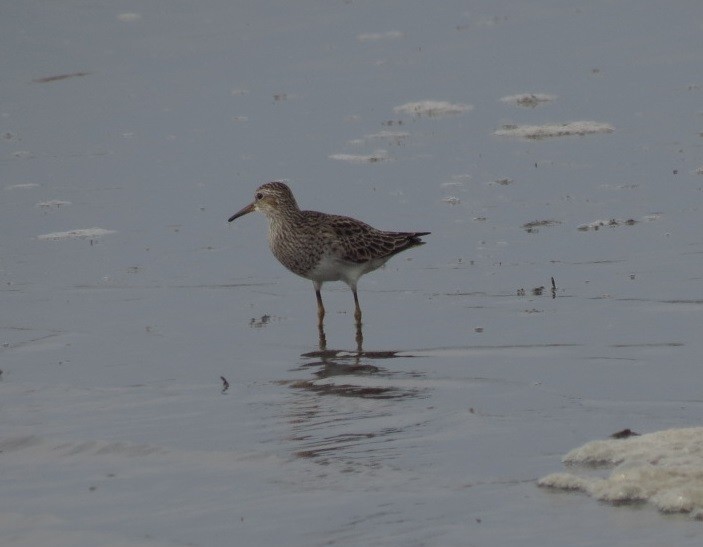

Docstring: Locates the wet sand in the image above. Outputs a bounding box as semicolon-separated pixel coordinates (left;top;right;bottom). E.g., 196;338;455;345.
2;1;703;545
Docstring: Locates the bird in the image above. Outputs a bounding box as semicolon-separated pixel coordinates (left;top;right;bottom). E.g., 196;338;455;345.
228;181;429;327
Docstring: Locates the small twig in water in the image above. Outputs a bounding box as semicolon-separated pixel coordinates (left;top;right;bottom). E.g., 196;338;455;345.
33;71;90;83
220;376;230;393
551;276;557;299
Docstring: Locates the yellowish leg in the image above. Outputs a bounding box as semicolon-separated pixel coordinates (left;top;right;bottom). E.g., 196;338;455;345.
315;285;328;350
352;288;363;351
352;287;362;325
355;321;363;352
318;322;327;351
315;285;325;327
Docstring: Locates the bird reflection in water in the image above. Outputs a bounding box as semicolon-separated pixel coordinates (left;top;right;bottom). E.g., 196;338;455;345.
291;319;421;400
317;314;364;353
284;336;425;465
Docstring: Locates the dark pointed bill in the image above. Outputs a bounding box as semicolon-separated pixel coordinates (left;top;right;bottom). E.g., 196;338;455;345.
228;202;255;222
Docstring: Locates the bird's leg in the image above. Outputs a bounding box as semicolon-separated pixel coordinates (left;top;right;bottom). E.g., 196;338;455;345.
352;286;364;351
314;282;325;328
352;286;362;326
316;291;327;350
318;323;327;351
355;320;363;353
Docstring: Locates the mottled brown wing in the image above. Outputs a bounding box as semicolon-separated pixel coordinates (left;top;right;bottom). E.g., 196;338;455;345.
323;214;429;263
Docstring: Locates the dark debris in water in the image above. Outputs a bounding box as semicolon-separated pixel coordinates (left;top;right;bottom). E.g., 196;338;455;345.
577;218;639;231
517;278;557;298
515;94;551;108
250;314;279;328
610;428;640;439
220;376;230;393
33;71;90;83
523;219;562;233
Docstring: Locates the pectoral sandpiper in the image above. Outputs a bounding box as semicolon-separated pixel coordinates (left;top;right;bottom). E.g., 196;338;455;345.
228;181;429;326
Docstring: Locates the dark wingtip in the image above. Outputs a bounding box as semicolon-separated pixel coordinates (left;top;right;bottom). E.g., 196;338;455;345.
411;231;430;243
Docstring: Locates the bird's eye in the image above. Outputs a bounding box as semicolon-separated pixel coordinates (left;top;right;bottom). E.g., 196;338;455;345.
255;192;263;200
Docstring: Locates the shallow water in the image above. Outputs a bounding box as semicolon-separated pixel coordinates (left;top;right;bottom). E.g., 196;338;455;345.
2;1;703;545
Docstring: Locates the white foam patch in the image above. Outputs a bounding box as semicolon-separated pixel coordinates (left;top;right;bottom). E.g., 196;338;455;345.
5;183;39;190
441;196;461;205
328;149;390;164
494;121;614;139
577;213;659;231
36;200;71;208
393;100;473;118
500;93;557;107
348;131;409;147
447;174;472;184
117;12;142;22
363;130;410;141
357;30;403;42
37;228;116;241
538;427;703;519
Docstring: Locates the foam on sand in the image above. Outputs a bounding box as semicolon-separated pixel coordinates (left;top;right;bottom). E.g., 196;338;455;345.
37;228;116;241
494;121;614;139
393;100;473;118
5;183;40;190
36;200;71;209
117;12;142;22
347;131;410;147
357;31;403;42
577;213;660;231
539;427;703;519
328;149;390;164
499;93;557;107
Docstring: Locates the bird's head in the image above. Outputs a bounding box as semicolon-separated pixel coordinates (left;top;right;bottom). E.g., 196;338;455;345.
228;181;299;222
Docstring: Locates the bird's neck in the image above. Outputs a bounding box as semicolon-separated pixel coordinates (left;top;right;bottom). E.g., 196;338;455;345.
266;208;300;232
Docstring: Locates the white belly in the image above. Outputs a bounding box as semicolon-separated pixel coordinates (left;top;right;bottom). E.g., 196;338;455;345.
307;254;385;286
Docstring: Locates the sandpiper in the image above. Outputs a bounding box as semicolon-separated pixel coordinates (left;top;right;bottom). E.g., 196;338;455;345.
228;181;429;326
